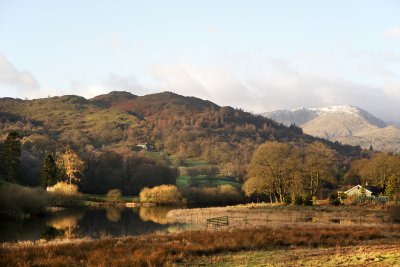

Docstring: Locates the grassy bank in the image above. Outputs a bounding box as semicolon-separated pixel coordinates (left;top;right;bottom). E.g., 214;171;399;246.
1;225;399;266
183;245;400;266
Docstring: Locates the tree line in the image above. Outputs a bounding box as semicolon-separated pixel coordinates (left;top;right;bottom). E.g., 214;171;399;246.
243;141;400;203
0;131;177;196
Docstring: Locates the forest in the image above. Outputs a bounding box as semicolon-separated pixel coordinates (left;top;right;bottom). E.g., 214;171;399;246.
1;91;398;203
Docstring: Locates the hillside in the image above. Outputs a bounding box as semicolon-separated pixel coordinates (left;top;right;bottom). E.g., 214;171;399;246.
0;95;139;148
263;105;400;152
0;92;362;194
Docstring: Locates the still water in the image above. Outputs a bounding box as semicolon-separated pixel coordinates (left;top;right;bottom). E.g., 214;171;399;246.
0;206;185;242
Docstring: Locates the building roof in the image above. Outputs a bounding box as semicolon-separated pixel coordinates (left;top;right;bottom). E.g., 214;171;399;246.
344;185;372;195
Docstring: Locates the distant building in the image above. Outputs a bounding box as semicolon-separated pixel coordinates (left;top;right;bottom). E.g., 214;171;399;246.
338;184;387;204
135;143;154;151
343;185;374;197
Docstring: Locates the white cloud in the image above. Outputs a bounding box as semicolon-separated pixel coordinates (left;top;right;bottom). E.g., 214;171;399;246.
151;58;400;122
152;60;255;108
1;52;399;122
69;80;109;99
0;53;39;94
384;27;400;39
105;73;148;95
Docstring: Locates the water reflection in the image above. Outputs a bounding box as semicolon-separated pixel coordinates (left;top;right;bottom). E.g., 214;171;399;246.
47;209;85;238
0;206;183;243
139;206;173;224
106;207;123;222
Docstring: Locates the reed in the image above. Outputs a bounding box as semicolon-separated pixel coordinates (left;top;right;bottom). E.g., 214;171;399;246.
1;225;397;267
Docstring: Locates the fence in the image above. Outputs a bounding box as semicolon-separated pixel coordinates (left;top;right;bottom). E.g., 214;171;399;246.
206;216;229;227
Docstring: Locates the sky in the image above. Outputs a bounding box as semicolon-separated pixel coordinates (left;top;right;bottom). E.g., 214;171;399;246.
0;0;400;122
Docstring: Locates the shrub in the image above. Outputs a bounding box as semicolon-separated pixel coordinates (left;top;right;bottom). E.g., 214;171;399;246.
303;194;313;206
293;195;303;205
139;185;186;205
106;189;122;205
329;193;341;206
0;183;48;217
49;181;79;195
47;182;82;207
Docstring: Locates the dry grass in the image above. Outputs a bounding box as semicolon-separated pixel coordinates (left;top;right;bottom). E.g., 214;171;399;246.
1;225;399;267
183;245;400;266
166;203;388;228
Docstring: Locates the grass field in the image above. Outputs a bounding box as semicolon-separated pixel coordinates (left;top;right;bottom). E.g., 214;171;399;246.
182;245;400;266
176;175;243;189
166;203;389;228
1;224;399;266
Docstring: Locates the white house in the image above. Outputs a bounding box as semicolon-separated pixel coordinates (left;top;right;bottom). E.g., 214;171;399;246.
344;185;373;197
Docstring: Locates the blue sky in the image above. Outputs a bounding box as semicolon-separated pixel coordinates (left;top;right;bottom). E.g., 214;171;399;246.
0;0;399;121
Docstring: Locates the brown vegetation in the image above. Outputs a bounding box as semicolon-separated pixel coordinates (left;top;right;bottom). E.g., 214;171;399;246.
0;182;81;218
0;91;361;196
139;185;186;205
166;204;389;228
1;225;397;266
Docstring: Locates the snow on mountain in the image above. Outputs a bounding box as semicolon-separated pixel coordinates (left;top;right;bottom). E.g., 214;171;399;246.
264;105;387;128
262;105;400;152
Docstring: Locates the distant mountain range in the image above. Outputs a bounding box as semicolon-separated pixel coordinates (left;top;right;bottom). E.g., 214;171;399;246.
263;105;400;153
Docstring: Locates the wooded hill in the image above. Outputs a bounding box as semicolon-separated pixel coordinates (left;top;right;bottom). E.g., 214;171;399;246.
0;91;362;195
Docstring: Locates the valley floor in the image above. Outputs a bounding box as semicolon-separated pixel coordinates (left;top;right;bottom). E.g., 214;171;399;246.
1;204;399;266
1;223;399;266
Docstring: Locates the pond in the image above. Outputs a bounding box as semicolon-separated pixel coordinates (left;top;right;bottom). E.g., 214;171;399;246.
0;206;186;243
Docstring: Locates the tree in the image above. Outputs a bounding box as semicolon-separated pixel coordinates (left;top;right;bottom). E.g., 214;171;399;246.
1;132;22;183
247;142;301;203
385;175;399;202
40;153;58;187
106;189;122;205
347;152;400;191
303;141;335;197
58;145;85;186
242;176;272;202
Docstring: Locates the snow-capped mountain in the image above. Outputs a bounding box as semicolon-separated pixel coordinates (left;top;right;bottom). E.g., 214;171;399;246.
262;105;400;152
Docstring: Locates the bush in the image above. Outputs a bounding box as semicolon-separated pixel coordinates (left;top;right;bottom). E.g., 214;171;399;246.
106;189;122;205
329;193;341;206
0;183;48;217
293;195;303;205
139;185;186;205
49;181;79;195
303;194;313;206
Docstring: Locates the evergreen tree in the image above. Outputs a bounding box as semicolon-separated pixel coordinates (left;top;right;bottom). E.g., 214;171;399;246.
385;174;399;201
41;153;58;187
0;142;4;179
1;131;22;183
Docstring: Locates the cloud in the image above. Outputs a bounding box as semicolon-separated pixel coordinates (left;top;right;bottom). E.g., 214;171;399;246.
384;27;400;39
105;73;149;95
152;60;255;108
151;57;400;122
0;54;39;93
69;80;109;99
